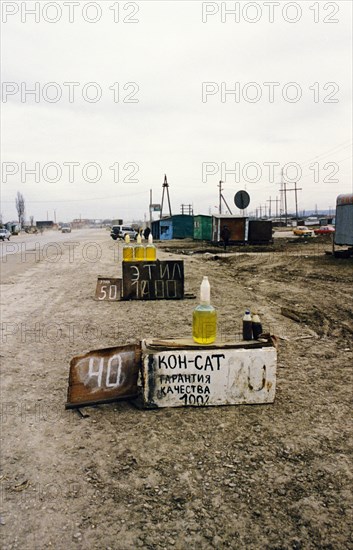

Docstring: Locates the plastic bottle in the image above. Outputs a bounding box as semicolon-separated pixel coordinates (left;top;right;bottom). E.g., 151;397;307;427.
122;234;134;262
252;312;263;339
242;310;253;340
134;234;145;261
146;233;156;261
192;276;217;344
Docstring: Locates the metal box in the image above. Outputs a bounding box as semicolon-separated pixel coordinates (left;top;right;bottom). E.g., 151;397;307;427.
248;220;273;244
335;194;353;246
139;338;277;408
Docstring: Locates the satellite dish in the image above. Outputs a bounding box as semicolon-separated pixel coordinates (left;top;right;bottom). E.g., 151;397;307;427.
234;190;250;210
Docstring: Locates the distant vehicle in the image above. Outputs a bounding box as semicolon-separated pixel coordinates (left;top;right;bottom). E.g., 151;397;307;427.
314;225;335;235
9;224;20;235
293;226;313;237
304;217;320;226
110;225;137;240
61;224;71;233
0;228;11;241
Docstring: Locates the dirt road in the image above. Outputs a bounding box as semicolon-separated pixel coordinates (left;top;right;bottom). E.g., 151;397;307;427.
1;229;352;549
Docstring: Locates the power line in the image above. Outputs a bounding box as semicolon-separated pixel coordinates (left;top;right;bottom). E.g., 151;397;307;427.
298;141;352;168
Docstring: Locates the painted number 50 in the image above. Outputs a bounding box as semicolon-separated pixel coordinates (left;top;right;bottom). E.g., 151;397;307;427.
99;284;118;300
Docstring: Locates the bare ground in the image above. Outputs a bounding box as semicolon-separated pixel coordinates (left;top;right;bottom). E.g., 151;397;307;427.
1;230;352;550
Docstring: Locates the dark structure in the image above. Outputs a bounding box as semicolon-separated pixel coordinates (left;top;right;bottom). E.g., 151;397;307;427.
212;216;247;243
36;221;54;229
248;220;273;244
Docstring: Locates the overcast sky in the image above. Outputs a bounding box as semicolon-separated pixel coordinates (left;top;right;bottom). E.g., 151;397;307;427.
1;0;352;223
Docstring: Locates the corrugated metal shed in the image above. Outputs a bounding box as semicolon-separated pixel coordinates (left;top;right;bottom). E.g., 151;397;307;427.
151;219;173;240
212;215;248;243
193;215;212;240
151;219;160;240
171;215;194;238
151;216;193;240
335;194;353;246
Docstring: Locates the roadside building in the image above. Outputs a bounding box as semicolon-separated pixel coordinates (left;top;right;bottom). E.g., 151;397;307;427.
152;215;193;240
193;215;212;241
212;215;247;243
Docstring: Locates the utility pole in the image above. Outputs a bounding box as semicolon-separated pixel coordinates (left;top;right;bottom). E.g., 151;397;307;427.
180;204;193;215
286;184;302;222
275;196;280;219
277;169;289;224
294;182;299;221
218;181;233;215
218;181;223;215
267;196;278;218
283;176;288;225
160;174;172;219
259;205;262;218
149;189;153;227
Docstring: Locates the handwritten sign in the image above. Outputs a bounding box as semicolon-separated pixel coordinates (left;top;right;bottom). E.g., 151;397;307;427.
140;339;277;408
66;344;140;408
122;260;184;300
95;278;122;301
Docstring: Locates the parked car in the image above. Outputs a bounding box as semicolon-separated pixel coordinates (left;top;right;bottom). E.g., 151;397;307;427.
293;226;313;237
61;224;71;233
110;225;137;240
314;225;335;235
0;228;11;241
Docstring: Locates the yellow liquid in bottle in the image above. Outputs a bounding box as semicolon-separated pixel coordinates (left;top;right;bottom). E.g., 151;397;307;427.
135;245;145;261
123;246;134;262
192;305;217;344
146;245;156;261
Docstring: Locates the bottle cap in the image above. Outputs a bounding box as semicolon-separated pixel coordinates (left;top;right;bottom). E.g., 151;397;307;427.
148;234;153;244
125;234;130;244
200;276;211;304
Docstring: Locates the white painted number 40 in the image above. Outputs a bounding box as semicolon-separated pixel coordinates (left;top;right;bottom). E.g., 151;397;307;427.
88;355;123;388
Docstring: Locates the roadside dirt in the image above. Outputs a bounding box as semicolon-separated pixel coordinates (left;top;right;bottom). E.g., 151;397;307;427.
1;230;352;549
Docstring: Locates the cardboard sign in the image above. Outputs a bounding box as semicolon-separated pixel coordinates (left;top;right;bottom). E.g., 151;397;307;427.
95;278;122;301
122;260;184;300
66;336;277;410
140;338;277;409
66;344;140;408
